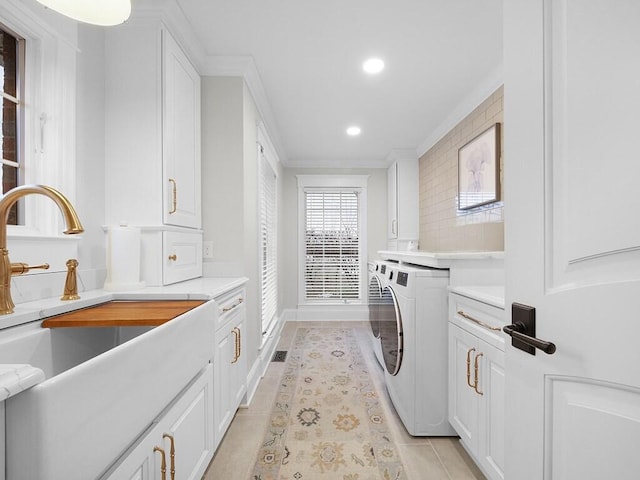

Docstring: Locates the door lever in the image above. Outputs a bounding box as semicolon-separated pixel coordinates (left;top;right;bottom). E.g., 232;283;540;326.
503;322;556;355
505;303;557;355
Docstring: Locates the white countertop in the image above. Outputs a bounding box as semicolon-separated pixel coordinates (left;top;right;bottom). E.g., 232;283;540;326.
0;276;247;400
379;250;505;269
448;285;506;309
0;364;46;401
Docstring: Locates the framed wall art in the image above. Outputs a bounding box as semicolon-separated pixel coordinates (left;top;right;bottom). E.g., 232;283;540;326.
457;123;501;210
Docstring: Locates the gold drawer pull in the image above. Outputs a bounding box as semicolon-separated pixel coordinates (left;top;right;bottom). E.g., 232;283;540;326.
168;254;177;261
457;310;502;332
222;297;243;313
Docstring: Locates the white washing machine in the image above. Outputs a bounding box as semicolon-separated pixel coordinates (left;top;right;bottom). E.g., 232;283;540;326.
368;260;392;368
380;263;456;436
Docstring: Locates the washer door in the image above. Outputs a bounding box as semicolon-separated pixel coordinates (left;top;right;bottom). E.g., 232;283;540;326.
379;285;403;376
368;275;383;338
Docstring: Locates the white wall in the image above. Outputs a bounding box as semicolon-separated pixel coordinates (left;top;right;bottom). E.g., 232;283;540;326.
201;76;245;275
280;167;387;312
76;25;107;276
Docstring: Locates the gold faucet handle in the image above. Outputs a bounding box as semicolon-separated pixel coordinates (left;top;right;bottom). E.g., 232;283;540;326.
11;262;50;276
61;258;80;301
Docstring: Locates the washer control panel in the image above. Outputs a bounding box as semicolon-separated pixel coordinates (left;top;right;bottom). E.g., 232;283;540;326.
396;271;409;287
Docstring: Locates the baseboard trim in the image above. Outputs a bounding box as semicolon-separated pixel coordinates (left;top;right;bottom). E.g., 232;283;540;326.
243;313;286;406
282;306;369;322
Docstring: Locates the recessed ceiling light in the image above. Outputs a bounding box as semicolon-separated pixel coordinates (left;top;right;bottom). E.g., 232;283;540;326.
346;126;361;136
363;58;384;74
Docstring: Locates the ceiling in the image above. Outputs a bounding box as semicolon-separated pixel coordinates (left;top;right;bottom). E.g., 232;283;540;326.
174;0;503;168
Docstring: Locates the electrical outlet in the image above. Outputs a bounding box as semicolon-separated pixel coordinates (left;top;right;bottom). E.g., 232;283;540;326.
203;241;213;259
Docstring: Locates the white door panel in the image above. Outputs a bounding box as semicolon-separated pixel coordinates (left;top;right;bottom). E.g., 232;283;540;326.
504;0;640;478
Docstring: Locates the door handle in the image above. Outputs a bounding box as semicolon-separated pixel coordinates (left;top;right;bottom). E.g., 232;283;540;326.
153;446;167;480
503;323;556;354
163;433;175;480
168;178;177;214
505;303;557;355
466;347;476;388
473;352;484;395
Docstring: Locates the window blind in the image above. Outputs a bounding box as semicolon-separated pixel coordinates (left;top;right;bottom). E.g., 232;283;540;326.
304;189;360;301
259;144;277;335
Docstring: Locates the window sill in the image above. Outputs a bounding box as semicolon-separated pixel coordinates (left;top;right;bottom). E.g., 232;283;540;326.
6;232;81;273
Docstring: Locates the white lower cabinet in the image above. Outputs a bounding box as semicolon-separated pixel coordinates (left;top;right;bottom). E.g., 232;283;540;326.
213;287;247;447
448;293;505;480
103;364;214;480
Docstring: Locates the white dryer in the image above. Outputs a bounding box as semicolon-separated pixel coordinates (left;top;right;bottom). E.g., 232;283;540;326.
368;260;391;368
380;263;456;436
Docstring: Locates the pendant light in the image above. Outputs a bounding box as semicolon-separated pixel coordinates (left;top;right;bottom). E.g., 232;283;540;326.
35;0;131;26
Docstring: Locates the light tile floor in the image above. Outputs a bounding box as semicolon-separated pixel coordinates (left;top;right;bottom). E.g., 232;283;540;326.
203;321;486;480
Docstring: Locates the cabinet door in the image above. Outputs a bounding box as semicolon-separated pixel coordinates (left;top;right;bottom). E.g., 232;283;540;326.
161;364;214;480
214;327;236;442
213;313;247;447
478;343;505;480
230;317;247;409
162;230;203;285
448;323;479;451
387;161;398;240
162;29;201;229
101;423;157;480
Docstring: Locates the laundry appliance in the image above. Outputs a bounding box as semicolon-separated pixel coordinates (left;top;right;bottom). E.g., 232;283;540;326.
379;262;455;436
368;259;391;368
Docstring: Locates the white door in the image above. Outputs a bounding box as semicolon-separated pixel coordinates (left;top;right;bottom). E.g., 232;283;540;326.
504;1;640;479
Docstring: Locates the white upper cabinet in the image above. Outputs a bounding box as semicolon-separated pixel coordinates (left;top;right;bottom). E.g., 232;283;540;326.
387;151;419;250
105;19;201;230
104;18;202;285
162;31;202;229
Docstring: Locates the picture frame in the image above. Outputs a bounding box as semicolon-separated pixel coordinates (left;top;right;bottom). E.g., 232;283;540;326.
457;123;501;210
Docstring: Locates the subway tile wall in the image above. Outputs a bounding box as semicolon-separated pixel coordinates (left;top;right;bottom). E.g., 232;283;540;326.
419;86;504;252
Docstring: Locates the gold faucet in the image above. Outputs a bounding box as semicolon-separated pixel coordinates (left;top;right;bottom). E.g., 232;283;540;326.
0;185;84;314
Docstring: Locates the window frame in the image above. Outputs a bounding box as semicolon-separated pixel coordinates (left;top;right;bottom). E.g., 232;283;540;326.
257;124;278;339
0;1;79;271
296;175;368;307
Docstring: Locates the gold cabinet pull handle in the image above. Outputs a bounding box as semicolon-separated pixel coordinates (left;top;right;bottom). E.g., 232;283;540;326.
466;347;476;389
168;254;177;261
237;325;241;359
221;297;244;313
163;433;176;480
457;310;502;332
168;178;177;214
474;352;484;396
231;327;239;363
153;446;167;480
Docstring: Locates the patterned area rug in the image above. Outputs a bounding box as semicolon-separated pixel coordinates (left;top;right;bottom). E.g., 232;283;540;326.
250;327;407;480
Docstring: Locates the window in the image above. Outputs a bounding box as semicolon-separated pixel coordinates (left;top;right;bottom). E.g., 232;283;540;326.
297;175;368;305
0;3;80;272
0;26;23;225
258;126;278;337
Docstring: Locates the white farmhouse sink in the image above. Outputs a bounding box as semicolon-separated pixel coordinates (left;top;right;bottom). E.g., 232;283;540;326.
3;299;216;480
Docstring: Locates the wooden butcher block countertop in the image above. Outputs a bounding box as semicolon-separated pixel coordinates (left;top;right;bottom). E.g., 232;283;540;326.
41;300;206;328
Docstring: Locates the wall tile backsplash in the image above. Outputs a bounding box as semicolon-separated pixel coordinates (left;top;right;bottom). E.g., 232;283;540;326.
419;86;504;252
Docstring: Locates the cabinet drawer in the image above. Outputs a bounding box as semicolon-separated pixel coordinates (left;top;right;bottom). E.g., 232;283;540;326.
163;231;203;285
214;287;246;332
449;292;505;351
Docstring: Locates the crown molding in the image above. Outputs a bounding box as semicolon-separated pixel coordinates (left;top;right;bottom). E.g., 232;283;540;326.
201;55;288;166
416;64;504;158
